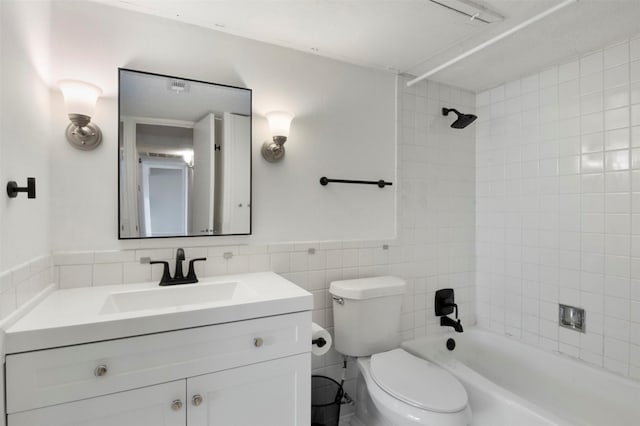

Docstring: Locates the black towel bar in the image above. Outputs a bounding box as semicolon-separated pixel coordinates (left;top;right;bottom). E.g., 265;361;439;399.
319;177;392;188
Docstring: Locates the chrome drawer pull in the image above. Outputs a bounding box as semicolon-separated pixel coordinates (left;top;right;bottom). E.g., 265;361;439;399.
171;399;183;411
254;337;263;347
93;365;108;377
192;394;203;406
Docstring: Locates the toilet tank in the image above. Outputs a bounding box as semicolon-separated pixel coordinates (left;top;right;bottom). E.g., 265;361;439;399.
329;276;406;357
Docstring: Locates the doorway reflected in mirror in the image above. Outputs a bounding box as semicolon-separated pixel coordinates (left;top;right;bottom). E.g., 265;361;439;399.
118;69;252;239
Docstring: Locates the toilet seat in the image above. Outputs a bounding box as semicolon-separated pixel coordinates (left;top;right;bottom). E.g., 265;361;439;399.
356;353;471;426
370;349;468;413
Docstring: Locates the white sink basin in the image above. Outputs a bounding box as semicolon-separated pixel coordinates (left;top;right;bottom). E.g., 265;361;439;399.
5;272;313;353
100;281;256;314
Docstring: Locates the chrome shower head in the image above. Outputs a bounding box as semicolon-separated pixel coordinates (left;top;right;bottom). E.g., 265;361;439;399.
442;107;477;129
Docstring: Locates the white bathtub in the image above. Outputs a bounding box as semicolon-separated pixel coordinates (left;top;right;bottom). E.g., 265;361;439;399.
401;328;640;426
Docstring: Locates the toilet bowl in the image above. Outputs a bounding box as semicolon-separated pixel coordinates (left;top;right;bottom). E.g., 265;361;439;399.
354;349;471;426
329;276;471;426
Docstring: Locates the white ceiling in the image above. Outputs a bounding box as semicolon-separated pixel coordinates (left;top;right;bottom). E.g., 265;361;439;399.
120;69;251;121
94;0;640;92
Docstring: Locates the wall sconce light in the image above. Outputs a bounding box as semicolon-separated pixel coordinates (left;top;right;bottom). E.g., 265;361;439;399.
261;111;293;162
58;80;103;150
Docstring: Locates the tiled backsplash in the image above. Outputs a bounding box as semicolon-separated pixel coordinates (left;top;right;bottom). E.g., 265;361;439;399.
476;34;640;380
51;236;475;337
0;255;53;320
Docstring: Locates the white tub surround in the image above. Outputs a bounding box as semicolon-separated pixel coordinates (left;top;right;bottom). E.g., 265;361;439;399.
403;328;640;426
476;33;640;380
3;272;312;426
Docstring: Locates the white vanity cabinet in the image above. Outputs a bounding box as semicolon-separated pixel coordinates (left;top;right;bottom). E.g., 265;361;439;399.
5;311;311;426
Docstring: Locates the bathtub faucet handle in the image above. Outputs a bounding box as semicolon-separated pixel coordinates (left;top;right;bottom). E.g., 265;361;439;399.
435;288;459;318
447;302;459;319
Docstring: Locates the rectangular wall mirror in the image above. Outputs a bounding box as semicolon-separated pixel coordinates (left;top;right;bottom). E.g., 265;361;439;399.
118;69;252;239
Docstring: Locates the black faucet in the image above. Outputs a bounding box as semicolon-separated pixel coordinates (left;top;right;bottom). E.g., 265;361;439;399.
174;248;185;280
440;315;464;333
434;288;464;333
149;248;206;286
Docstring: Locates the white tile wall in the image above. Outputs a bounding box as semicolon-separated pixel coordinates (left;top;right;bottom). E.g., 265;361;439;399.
398;76;477;340
477;34;640;381
0;255;53;320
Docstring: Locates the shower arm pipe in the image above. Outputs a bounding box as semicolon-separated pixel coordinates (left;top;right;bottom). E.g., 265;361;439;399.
406;0;578;87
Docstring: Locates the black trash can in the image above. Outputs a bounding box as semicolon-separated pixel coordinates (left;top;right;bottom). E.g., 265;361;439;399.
311;375;344;426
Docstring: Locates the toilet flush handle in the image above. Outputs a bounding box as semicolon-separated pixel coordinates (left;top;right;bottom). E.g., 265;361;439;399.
332;296;344;305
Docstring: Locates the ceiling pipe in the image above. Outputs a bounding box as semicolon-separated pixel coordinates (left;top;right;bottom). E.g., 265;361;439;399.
428;0;505;24
407;0;579;87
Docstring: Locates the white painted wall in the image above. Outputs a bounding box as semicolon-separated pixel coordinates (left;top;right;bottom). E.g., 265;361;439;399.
476;34;640;381
0;4;4;421
0;0;51;271
0;3;53;426
48;1;396;251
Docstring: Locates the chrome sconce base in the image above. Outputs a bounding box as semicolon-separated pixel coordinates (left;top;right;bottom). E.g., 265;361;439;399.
261;135;287;162
66;114;102;150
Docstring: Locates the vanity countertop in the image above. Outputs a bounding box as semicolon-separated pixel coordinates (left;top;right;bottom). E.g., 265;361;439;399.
4;272;312;353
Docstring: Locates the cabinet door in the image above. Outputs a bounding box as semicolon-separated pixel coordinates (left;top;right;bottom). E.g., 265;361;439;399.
187;353;310;426
8;380;185;426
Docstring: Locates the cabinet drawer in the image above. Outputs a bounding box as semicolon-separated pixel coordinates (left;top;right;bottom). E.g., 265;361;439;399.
8;380;185;426
6;311;311;414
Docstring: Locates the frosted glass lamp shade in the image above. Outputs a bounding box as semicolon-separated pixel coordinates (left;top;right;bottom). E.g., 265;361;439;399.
58;80;102;117
266;111;293;138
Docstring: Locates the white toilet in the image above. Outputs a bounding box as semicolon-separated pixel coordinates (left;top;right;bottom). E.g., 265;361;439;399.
330;276;471;426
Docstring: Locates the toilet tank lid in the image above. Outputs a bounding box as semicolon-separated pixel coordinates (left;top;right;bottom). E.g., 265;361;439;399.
329;276;406;300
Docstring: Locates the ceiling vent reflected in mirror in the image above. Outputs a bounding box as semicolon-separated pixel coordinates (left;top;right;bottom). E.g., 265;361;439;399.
168;79;190;94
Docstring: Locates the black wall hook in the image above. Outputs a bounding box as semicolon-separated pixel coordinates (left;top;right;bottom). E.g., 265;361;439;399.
7;177;36;199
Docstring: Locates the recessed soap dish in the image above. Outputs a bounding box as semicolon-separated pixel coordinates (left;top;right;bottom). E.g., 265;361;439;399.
559;304;585;333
